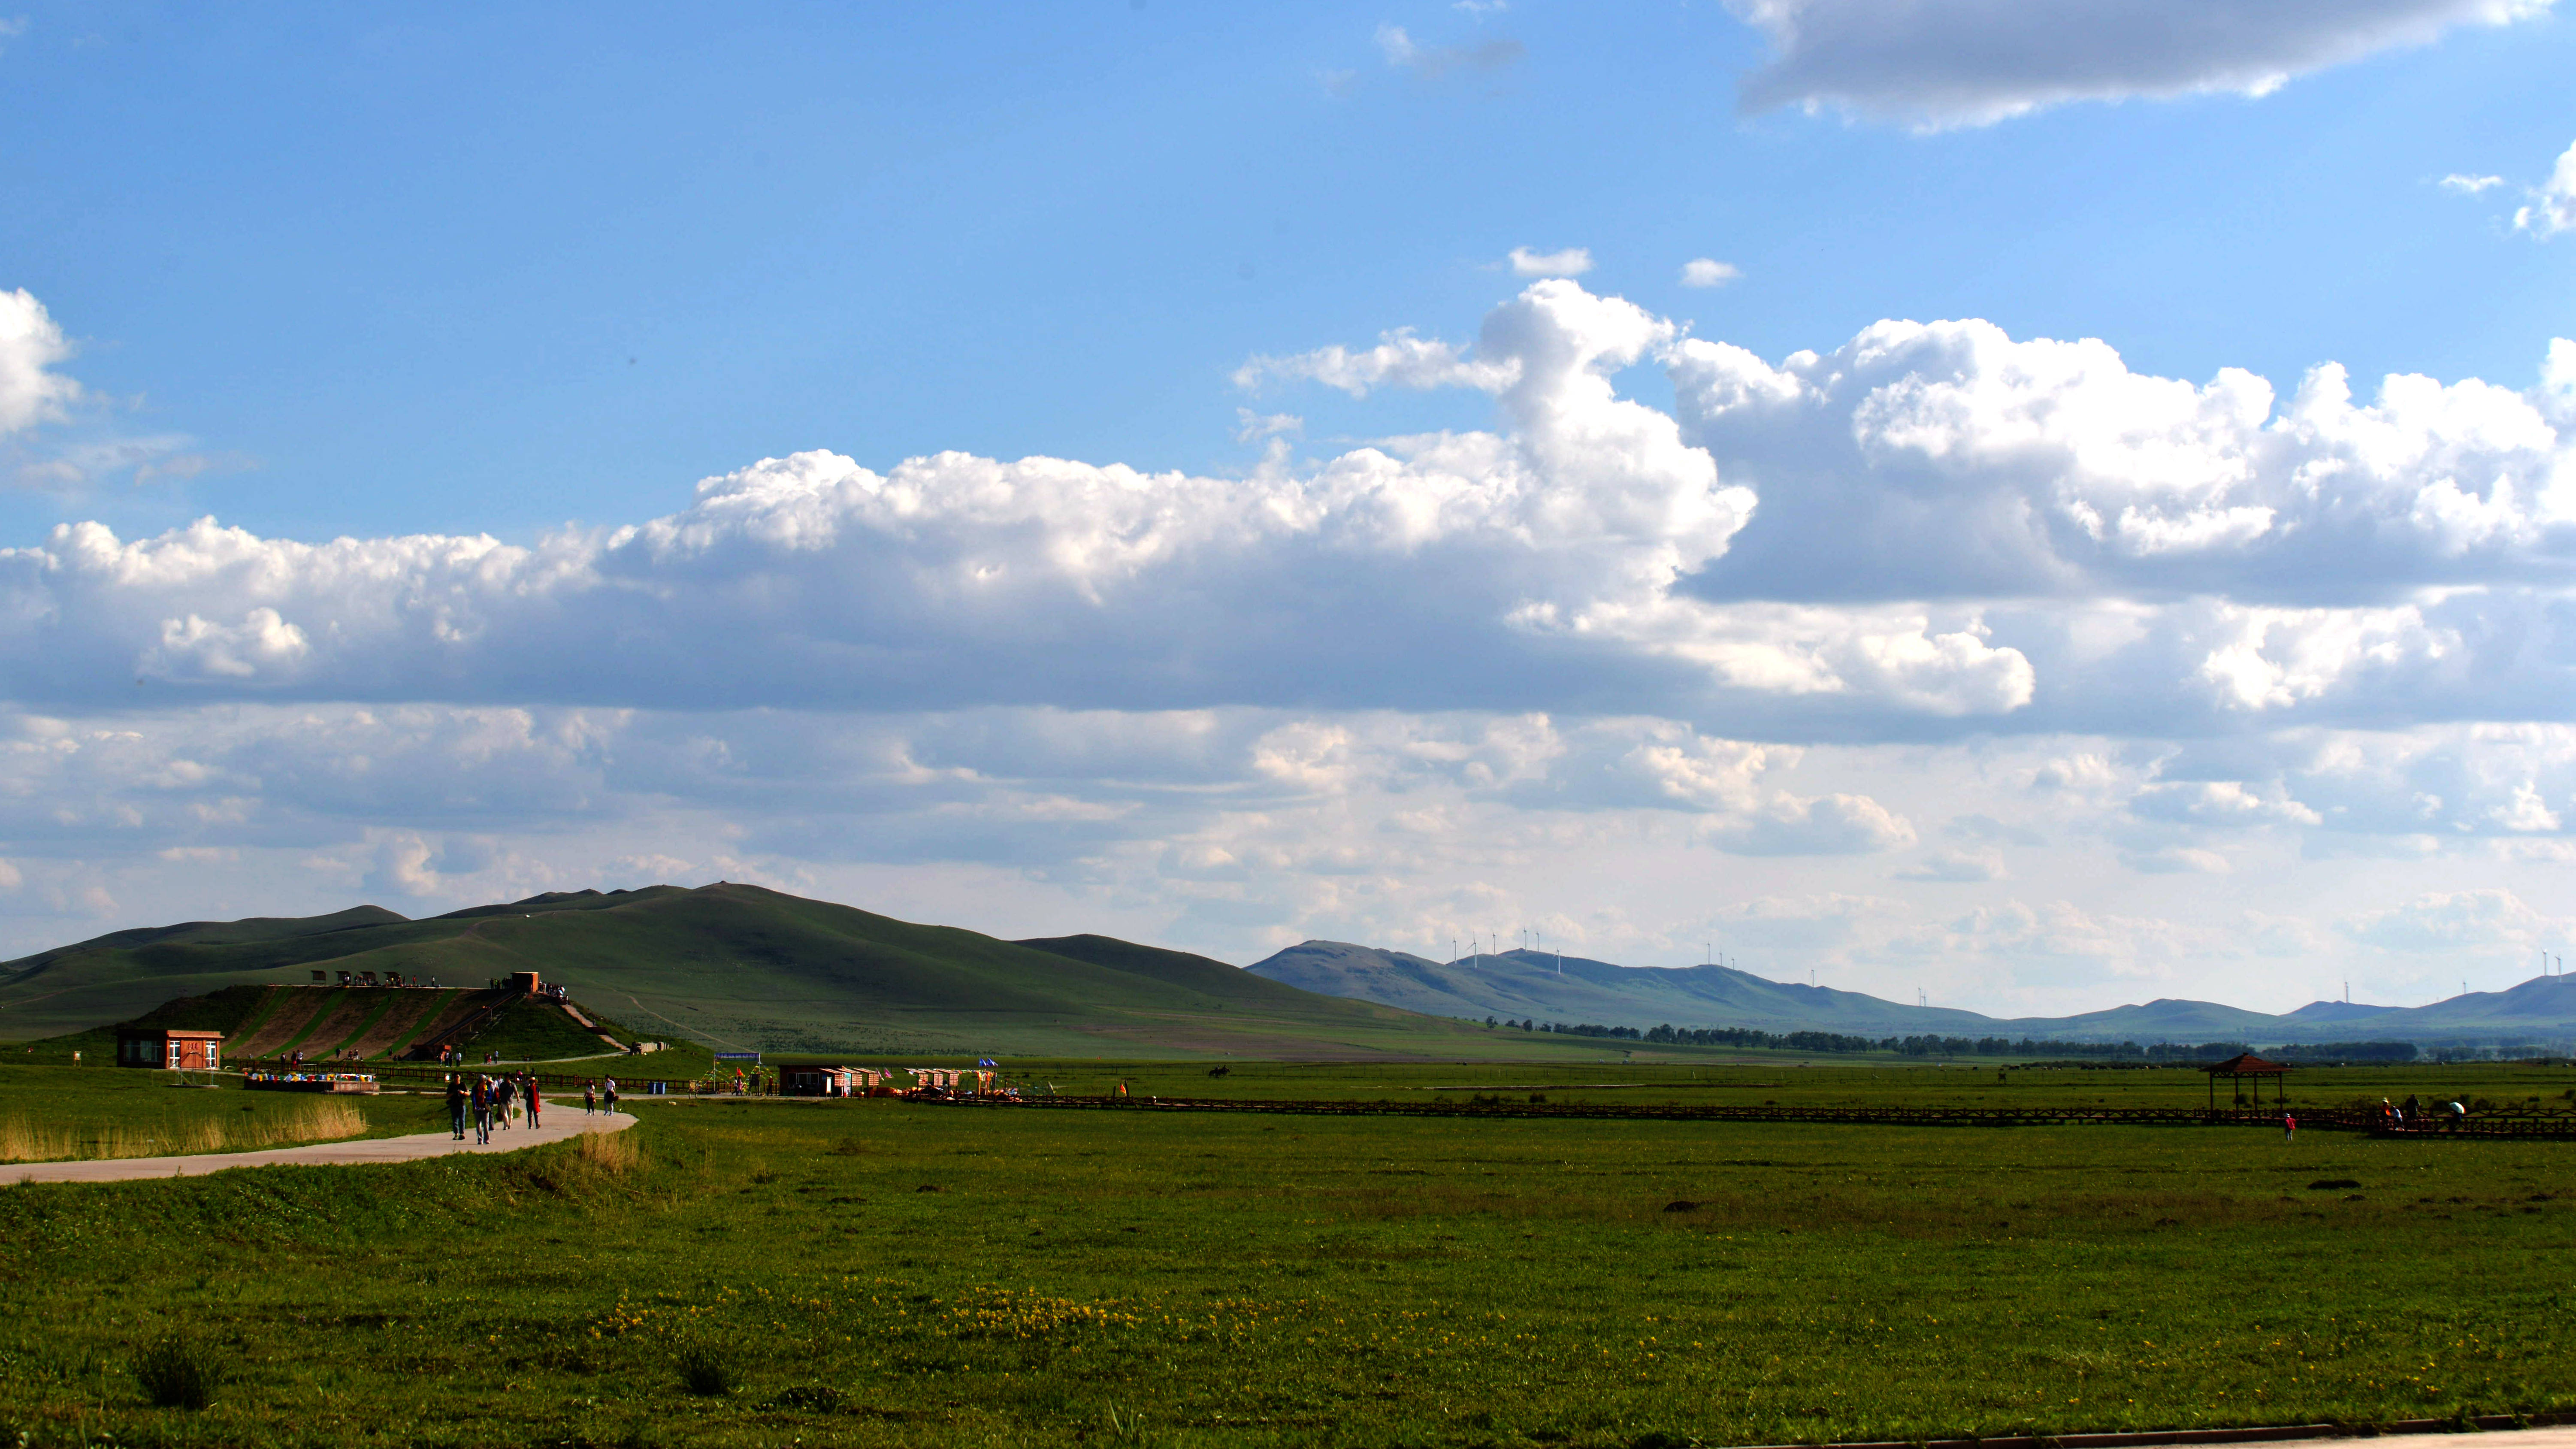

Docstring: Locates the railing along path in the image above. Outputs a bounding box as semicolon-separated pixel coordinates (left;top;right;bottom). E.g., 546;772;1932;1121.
235;1060;676;1095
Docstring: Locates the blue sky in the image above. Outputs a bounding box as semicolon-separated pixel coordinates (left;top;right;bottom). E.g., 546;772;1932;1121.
3;2;2575;1018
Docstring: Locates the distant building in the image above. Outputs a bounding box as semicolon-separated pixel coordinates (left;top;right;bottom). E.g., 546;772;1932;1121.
117;1028;223;1071
781;1065;889;1097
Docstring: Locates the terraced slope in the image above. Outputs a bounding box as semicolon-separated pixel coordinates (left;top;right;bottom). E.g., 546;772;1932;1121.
230;987;334;1058
382;990;494;1058
16;971;653;1068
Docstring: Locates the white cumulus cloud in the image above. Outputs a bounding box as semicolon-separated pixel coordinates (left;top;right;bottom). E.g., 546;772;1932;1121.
1703;790;1917;855
1896;846;2007;881
1666;317;2576;732
2342;887;2561;951
1679;258;1742;288
1725;0;2558;129
0;288;81;438
2515;138;2576;239
2119;845;2232;874
14;283;2041;727
1508;246;1593;278
1234;328;1514;396
10;278;2576;995
1376;23;1524;78
15;280;2576;747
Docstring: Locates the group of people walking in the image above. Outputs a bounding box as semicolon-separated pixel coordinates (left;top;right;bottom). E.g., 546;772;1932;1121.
444;1071;620;1143
447;1071;539;1143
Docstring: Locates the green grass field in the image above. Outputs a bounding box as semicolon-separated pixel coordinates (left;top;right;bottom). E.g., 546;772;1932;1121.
2;1060;2572;1448
930;1055;2576;1113
0;1063;444;1164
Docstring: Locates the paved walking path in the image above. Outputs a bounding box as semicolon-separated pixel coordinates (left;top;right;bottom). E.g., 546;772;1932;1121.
5;1108;638;1186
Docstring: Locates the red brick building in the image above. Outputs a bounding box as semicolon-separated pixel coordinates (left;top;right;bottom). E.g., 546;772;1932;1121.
116;1029;224;1070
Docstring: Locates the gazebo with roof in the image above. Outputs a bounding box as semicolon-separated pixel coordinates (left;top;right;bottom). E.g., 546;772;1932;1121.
2203;1051;2291;1111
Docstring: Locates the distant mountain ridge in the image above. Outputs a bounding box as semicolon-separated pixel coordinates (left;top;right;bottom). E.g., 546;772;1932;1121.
14;889;2570;1057
1245;942;2576;1047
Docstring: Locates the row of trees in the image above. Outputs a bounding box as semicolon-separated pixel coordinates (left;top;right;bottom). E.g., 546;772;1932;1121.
2268;1041;2419;1063
1480;1016;2430;1062
1487;1018;1647;1040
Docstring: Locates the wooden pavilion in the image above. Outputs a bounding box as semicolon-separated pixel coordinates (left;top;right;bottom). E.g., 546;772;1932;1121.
2203;1052;2291;1110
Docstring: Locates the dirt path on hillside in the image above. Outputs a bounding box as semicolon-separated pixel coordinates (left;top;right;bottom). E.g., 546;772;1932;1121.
617;993;752;1053
4;1108;638;1186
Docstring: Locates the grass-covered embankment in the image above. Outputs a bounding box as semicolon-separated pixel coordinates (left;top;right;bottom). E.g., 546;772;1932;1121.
450;995;644;1063
1;1062;2572;1447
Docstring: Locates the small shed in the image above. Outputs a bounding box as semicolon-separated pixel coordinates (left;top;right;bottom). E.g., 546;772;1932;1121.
117;1028;224;1071
2204;1052;2291;1110
508;970;542;995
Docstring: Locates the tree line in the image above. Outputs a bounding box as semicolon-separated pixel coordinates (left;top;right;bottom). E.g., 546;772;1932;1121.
1477;1017;2422;1062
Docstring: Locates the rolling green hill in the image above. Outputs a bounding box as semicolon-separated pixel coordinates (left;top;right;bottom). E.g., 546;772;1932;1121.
17;980;656;1071
1248;942;2576;1048
0;889;684;1040
0;884;1539;1061
20;888;2571;1062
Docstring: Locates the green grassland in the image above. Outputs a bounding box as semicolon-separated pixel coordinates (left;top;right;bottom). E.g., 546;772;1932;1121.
443;997;661;1067
947;1056;2576;1113
0;1063;445;1162
2;1061;2572;1448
